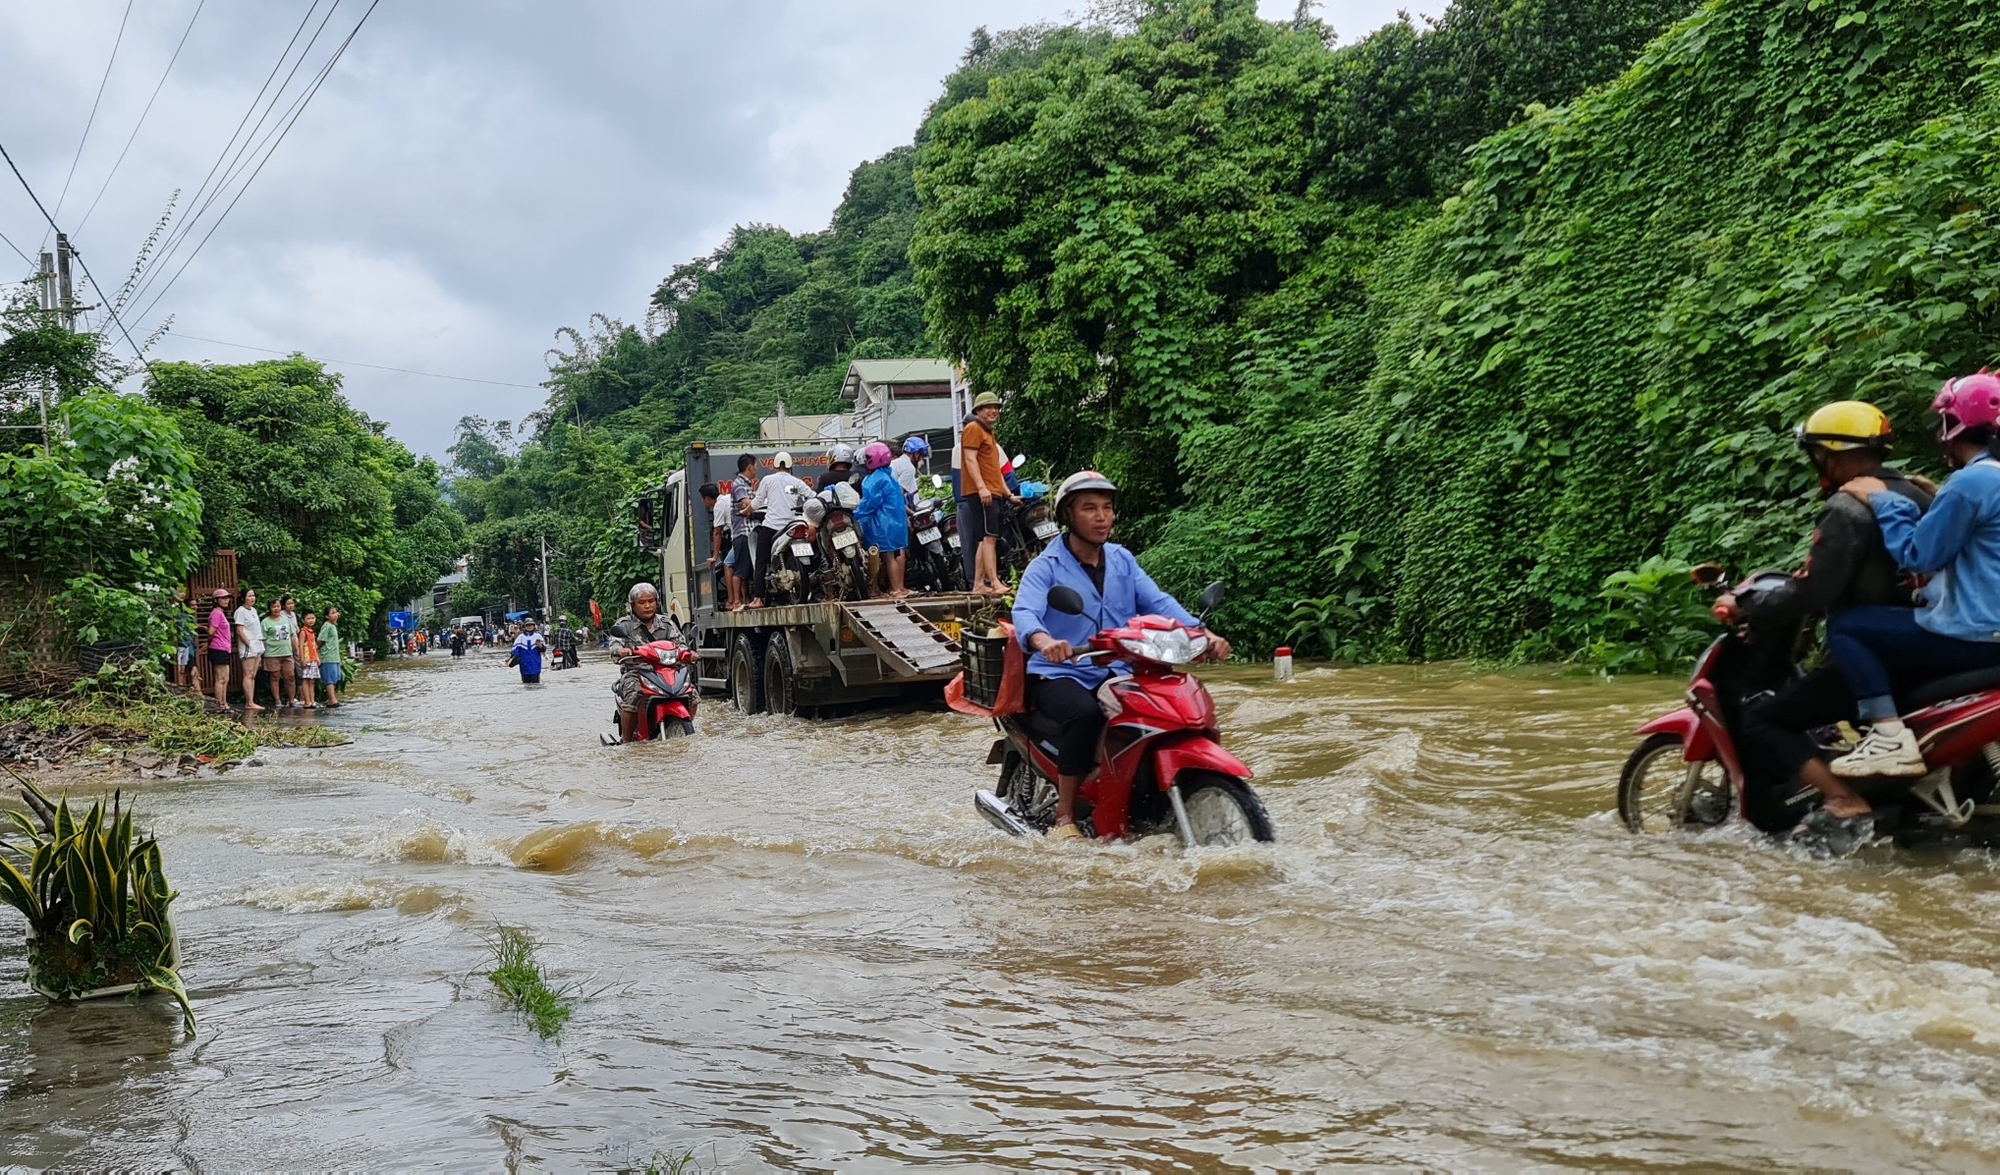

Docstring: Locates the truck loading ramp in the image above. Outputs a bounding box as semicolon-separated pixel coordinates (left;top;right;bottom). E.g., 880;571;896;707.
840;600;963;678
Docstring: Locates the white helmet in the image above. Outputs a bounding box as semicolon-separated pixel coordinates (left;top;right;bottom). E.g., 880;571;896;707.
774;451;793;469
829;443;855;465
1053;470;1118;528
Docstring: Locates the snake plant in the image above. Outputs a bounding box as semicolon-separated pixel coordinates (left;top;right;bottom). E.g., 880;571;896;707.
0;772;194;1033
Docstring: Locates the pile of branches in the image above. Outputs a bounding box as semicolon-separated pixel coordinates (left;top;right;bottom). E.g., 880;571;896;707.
0;664;83;701
0;717;108;767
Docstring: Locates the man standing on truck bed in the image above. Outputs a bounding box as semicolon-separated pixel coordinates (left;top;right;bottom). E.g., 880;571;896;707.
728;454;757;613
961;393;1018;597
750;452;811;609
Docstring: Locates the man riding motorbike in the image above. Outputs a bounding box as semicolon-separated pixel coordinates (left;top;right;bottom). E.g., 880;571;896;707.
1728;401;1933;828
1010;471;1232;840
606;582;682;745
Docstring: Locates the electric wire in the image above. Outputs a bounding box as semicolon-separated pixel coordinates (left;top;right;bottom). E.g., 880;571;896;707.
129;0;381;330
149;0;343;274
47;0;136;244
1;138;153;372
119;0;325;298
75;0;208;235
0;226;32;267
159;332;546;388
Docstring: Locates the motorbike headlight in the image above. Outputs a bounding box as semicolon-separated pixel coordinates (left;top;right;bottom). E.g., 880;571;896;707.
1118;628;1205;666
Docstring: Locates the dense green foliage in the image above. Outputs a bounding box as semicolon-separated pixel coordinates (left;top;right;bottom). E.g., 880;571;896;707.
147;358;464;643
0;389;203;653
912;0;2000;661
448;148;937;615
466;0;2000;666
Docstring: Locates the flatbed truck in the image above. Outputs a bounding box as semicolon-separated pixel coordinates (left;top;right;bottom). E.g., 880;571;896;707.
649;440;995;714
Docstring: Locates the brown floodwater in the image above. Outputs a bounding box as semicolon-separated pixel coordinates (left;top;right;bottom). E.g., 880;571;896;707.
5;651;2000;1169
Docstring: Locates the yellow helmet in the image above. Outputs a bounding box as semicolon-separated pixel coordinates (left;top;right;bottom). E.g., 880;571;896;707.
1796;401;1891;452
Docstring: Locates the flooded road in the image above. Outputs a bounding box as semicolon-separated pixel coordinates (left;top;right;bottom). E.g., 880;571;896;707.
6;651;2000;1168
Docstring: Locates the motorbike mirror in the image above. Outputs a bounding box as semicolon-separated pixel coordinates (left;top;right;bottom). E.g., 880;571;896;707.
1048;585;1086;616
1689;563;1727;588
1198;580;1225;614
932;474;945;489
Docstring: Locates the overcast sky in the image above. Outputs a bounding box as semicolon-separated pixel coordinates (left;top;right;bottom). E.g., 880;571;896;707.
0;1;1412;457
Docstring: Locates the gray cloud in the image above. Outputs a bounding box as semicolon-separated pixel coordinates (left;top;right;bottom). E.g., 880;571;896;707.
0;1;1409;456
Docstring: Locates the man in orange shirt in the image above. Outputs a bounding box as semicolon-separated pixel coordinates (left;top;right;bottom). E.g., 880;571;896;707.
959;391;1019;596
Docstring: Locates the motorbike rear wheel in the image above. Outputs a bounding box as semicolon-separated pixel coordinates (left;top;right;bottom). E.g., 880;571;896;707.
1176;772;1275;846
1618;733;1728;833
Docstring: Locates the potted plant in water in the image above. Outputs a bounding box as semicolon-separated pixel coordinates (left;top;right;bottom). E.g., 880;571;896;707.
0;773;194;1033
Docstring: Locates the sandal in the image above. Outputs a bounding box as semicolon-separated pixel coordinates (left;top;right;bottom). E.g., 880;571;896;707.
1049;821;1085;842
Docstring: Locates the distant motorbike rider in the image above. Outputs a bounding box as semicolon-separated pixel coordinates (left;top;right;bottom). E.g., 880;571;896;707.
1730;401;1932;827
1011;471;1232;840
607;582;681;744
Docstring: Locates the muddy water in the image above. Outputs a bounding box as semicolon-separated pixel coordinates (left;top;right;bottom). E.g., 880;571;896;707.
6;653;2000;1168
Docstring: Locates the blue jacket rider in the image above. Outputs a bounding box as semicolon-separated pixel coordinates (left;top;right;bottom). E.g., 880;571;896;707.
1011;470;1231;840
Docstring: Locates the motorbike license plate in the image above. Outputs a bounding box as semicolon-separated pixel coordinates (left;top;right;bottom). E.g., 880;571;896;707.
1032;521;1060;541
790;542;815;558
947;534;961;549
917;527;941;544
833;529;860;551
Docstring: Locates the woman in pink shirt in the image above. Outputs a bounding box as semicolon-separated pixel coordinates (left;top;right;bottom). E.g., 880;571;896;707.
204;587;235;713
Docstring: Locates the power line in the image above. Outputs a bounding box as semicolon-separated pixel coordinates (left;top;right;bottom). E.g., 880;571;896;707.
0;226;31;267
0;139;150;371
48;0;136;243
129;0;379;328
120;0;327;299
158;332;546;389
76;0;208;235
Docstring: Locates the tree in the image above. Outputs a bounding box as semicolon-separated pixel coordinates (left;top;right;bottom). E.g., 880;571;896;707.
146;358;463;642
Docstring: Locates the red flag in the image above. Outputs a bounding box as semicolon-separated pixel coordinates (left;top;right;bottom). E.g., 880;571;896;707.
589;600;602;629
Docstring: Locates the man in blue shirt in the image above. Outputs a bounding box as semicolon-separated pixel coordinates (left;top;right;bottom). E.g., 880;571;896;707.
1011;471;1232;840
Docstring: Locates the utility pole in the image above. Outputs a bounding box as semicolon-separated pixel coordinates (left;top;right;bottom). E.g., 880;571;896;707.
54;234;76;332
34;251;55;455
538;534;553;624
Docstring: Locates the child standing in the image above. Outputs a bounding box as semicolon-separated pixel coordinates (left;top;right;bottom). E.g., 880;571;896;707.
508;619;548;684
298;611;321;709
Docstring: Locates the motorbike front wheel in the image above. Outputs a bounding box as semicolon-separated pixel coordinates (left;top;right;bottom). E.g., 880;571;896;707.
1176;772;1275;846
1618;733;1729;833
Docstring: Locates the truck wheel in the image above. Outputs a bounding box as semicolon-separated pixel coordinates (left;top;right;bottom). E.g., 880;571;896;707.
764;638;797;717
729;635;764;714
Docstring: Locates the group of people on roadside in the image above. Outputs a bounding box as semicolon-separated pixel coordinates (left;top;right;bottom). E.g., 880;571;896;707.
700;390;1024;608
196;587;344;715
1726;372;2000;831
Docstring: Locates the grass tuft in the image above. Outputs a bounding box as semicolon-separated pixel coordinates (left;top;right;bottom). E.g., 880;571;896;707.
485;925;578;1039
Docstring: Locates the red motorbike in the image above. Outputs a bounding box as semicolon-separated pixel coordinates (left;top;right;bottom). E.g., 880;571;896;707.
1619;566;2000;849
952;582;1274;846
601;636;701;744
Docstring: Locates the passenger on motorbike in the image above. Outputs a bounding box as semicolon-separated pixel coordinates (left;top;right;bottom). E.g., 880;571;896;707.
1729;402;1933;825
818;444;858;492
891;436;928;502
1011;471;1232;840
606;582;682;745
1829;372;2000;778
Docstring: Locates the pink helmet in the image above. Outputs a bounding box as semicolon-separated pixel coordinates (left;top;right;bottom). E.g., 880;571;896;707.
863;441;893;471
1934;371;2000;441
